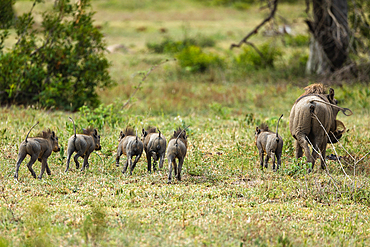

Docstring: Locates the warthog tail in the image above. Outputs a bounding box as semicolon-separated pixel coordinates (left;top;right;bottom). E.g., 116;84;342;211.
25;121;39;143
69;117;76;140
276;115;283;141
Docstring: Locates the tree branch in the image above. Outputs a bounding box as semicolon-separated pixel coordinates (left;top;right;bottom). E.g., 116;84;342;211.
122;59;175;109
230;0;279;50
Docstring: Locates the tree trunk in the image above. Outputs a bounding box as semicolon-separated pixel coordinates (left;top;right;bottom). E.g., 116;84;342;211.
306;0;349;75
306;36;331;75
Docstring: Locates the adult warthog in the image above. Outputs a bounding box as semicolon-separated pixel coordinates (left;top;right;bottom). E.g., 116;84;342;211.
289;84;352;171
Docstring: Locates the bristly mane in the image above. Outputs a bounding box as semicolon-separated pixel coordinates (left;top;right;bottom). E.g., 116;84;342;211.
146;127;157;134
36;129;53;138
123;127;135;136
170;127;186;140
258;123;270;132
301;83;327;96
170;127;188;147
82;127;95;135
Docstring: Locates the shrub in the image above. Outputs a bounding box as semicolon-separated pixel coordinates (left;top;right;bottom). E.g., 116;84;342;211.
147;35;216;54
0;0;15;28
196;0;303;8
234;43;283;70
79;102;126;130
284;34;310;47
197;0;255;9
176;45;224;73
286;51;309;76
0;0;113;111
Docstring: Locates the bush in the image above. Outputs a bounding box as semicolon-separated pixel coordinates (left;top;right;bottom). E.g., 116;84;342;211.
176;46;224;73
234;43;282;70
0;0;113;111
196;0;304;8
147;35;216;54
0;0;15;29
197;0;255;9
286;51;308;76
284;34;310;47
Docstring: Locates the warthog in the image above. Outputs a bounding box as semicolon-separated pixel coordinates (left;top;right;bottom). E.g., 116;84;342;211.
255;115;283;171
289;83;351;171
116;127;143;175
142;127;167;173
14;122;61;179
167;127;189;183
65;117;101;172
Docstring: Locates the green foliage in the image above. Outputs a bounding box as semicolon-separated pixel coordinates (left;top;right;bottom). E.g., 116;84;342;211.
336;84;370;109
176;45;224;73
209;102;232;119
147;35;216;54
348;0;370;46
196;0;256;10
79;102;126;130
0;0;113;111
285;50;308;77
234;43;283;70
283;34;309;47
0;0;15;28
195;0;303;9
280;157;312;178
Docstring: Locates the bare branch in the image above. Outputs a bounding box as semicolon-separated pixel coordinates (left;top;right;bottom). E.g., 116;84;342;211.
122;59;175;109
305;135;341;193
311;113;353;184
230;0;279;49
330;130;355;162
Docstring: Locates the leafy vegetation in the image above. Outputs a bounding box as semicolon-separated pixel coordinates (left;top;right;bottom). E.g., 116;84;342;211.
234;42;283;70
0;0;113;111
283;34;310;47
176;45;224;73
147;35;216;54
0;0;15;29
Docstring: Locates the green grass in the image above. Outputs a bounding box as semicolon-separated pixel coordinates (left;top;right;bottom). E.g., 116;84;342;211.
1;0;370;246
0;101;369;246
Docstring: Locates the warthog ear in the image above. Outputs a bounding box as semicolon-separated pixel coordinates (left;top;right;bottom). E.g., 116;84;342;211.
142;128;147;137
93;129;98;136
255;127;261;135
51;131;56;139
329;88;335;102
120;131;124;138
